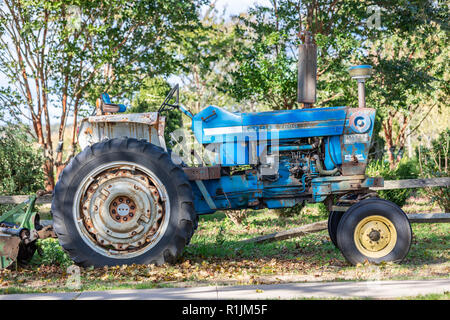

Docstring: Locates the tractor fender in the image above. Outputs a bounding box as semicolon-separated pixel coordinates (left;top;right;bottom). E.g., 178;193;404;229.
77;112;167;151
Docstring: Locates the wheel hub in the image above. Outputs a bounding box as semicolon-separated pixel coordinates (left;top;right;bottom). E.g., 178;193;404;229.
368;229;381;242
75;164;169;258
110;196;136;222
354;215;397;258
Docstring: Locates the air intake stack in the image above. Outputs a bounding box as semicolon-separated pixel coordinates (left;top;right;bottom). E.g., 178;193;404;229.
349;65;372;108
297;32;317;108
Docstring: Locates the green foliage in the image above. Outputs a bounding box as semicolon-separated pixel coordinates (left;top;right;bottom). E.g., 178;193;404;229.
417;129;450;212
214;222;227;246
129;78;183;148
276;202;305;218
276;202;329;220
0;125;44;195
35;238;72;267
224;0;366;110
369;112;386;161
0;0;207;186
172;9;239;114
367;158;419;207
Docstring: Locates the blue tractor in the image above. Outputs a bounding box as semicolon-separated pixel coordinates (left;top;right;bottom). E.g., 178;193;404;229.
52;37;412;267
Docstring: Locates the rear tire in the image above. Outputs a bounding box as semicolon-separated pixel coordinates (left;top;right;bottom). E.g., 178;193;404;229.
52;137;196;267
336;198;412;265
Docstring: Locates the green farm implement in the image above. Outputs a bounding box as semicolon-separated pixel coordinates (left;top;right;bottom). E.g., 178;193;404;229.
0;193;55;269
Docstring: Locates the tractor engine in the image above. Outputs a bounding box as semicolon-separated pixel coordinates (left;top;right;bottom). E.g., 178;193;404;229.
188;103;377;214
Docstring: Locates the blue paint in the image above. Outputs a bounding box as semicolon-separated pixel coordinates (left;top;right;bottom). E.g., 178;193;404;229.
349;65;372;70
192;105;347;166
101;93;111;104
185;103;378;214
271;145;314;152
324;136;342;170
101;93;127;113
118;104;127;113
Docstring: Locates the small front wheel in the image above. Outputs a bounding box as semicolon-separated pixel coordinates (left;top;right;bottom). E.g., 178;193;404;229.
327;210;343;248
336;198;412;265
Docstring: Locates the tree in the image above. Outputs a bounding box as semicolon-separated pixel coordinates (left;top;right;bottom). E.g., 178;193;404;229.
172;1;239;114
0;124;45;195
0;0;206;190
417;129;450;212
364;0;448;168
221;0;448;169
224;0;366;110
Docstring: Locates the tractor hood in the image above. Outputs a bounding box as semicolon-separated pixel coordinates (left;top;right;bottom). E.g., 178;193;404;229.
192;105;348;144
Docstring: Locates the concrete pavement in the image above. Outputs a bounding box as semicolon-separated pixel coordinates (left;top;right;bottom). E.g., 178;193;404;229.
0;279;448;300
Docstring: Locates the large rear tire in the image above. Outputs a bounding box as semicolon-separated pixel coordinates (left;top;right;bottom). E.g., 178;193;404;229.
336;198;412;265
51;137;196;267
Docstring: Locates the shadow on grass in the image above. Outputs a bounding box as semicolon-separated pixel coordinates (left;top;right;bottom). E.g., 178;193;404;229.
248;215;327;228
187;224;449;268
184;232;345;267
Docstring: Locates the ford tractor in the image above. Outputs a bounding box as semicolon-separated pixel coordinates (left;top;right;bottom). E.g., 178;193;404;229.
50;36;412;267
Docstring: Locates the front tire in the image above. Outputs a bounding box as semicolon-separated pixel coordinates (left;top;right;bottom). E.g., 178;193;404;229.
328;210;343;248
51;138;196;267
336;198;412;265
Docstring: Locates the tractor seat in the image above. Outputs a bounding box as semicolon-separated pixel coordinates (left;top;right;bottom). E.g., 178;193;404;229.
101;93;127;113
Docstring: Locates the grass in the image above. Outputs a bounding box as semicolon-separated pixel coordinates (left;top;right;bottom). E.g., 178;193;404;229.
398;291;450;300
0;196;448;296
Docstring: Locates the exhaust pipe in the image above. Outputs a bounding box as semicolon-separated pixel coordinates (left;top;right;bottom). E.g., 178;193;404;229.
297;32;317;108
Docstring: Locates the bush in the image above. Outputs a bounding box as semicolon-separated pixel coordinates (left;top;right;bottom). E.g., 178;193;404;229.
0;124;45;195
224;209;249;225
367;158;419;207
35;238;72;267
275;202;305;218
417;129;450;212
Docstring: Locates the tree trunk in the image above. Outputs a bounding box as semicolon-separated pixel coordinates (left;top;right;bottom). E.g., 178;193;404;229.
382;116;396;169
43;157;55;191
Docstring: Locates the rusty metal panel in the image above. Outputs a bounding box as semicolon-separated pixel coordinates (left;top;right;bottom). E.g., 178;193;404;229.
341;108;376;175
183;166;221;181
342;162;367;176
312;176;384;202
77;113;166;151
88;112;158;125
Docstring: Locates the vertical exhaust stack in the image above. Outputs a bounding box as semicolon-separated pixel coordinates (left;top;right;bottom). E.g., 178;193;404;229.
297;32;317;108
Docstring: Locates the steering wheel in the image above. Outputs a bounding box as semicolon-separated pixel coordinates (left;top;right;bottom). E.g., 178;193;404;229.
158;84;179;114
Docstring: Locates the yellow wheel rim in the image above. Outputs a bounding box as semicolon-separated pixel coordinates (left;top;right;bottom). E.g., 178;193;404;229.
353;215;397;258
